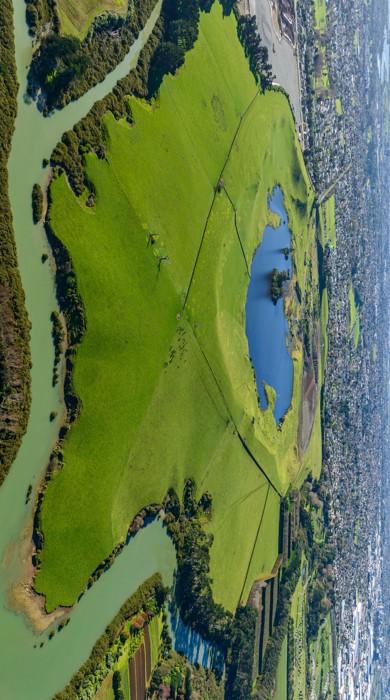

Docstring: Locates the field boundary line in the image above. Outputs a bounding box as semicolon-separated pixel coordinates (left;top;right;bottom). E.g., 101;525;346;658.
224;188;251;276
183;89;260;308
190;324;282;497
237;483;271;605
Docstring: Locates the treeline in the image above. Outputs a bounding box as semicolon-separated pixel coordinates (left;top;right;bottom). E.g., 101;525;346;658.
148;0;200;95
50;309;64;386
164;481;233;649
237;14;274;90
45;189;86;423
52;573;167;700
0;0;31;486
164;479;260;700
224;606;257;699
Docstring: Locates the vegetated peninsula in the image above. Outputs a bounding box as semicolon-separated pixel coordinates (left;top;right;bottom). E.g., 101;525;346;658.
35;0;321;619
0;0;31;485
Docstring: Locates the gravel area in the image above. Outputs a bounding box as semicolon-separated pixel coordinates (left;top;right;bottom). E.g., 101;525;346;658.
249;0;303;128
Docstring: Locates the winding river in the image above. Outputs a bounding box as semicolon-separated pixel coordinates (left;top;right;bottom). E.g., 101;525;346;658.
0;3;185;699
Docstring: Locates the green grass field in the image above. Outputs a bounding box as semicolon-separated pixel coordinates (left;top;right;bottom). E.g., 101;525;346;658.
321;288;329;384
56;0;127;39
349;283;360;348
95;673;114;700
314;0;327;30
149;614;161;669
309;614;335;699
322;196;336;247
36;3;319;612
274;635;288;700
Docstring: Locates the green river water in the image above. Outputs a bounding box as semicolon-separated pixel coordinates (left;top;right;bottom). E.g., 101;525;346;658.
0;2;177;698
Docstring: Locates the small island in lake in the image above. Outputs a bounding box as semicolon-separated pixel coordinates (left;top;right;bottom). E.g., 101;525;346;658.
270;267;290;304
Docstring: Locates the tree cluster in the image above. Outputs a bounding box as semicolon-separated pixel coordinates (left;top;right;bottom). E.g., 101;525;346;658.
50;309;64;386
165;483;233;650
112;669;125;700
300;482;335;642
32;182;44;224
270;268;290;304
165;480;262;699
224;606;257;700
25;0;58;36
148;0;200;94
28;33;91;111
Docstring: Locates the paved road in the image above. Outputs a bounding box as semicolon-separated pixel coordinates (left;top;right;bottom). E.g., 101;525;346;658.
249;0;303;129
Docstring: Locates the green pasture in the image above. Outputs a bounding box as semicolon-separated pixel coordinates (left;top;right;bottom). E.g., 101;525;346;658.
240;485;281;605
57;0;127;39
95;674;114;700
335;98;342;116
348;283;360;348
274;635;288;700
314;0;327;30
322;196;336;247
309;614;334;699
149;615;161;669
37;3;319;611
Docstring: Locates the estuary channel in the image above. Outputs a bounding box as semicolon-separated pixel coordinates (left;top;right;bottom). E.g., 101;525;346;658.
0;3;182;699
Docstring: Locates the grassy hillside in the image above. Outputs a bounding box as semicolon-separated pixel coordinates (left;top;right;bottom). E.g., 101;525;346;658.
36;2;319;612
56;0;128;39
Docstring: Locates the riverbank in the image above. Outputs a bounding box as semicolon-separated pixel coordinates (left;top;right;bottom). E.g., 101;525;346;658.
0;0;31;487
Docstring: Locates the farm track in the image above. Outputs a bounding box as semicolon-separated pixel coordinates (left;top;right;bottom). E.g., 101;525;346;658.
238;482;271;605
183;89;260;308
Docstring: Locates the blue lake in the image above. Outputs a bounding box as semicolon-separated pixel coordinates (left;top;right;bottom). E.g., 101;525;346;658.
246;187;294;424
